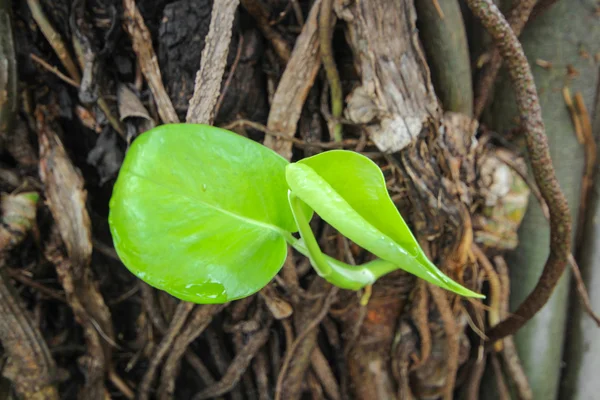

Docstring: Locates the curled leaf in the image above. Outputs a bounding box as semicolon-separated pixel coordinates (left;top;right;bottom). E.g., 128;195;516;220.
288;192;397;290
286;150;484;298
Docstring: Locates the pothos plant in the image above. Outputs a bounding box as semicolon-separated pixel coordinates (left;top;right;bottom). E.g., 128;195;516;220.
108;124;483;304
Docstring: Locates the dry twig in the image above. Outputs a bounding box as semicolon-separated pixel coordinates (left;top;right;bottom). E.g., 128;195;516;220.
427;285;459;400
264;0;323;160
410;280;431;370
193;317;272;400
275;285;338;400
26;0;81;82
30;54;80;88
37;108;116;398
123;0;179;123
160;304;226;400
186;0;240;124
138;301;195;400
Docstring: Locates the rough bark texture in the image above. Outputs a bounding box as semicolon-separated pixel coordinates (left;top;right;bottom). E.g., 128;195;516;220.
186;0;239;124
264;0;322;160
341;0;439;153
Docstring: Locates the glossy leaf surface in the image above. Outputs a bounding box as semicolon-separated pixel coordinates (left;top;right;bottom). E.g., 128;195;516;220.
109;124;298;303
286;150;484;298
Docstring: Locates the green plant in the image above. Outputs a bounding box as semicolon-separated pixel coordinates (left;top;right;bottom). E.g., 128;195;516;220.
108;124;483;303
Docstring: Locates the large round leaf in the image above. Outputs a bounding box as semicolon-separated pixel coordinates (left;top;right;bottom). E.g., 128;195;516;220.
286;150;483;298
109;124;298;303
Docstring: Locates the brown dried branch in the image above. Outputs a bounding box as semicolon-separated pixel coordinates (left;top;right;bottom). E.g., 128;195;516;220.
495;257;533;400
44;237;108;399
193;316;272;400
4;268;65;302
466;0;572;342
140;282;168;334
491;354;511;400
310;347;341;400
37;108;115;398
123;0;179;124
184;352;218;387
203;326;243;400
26;0;80;82
159;304;226;399
275;284;338;400
463;353;487;400
138;301;195;400
410;280;431;370
264;0;323;160
222;119;362;149
427;285;458;400
29;54;79;88
214;34;244;119
472;244;501;349
253;351;271;400
473;0;537;118
186;0;239;124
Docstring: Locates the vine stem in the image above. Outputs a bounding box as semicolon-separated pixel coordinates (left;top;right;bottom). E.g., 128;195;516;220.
473;0;537;118
318;0;343;142
465;0;572;342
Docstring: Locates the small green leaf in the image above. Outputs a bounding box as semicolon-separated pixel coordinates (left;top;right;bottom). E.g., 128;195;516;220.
109;124;300;304
286;150;484;298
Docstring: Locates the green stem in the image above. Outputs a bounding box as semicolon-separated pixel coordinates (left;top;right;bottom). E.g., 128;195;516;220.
287;192;398;290
288;192;332;277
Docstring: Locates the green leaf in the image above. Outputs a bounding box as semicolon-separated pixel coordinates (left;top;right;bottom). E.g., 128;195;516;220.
286;150;484;298
109;124;300;304
288;192;398;290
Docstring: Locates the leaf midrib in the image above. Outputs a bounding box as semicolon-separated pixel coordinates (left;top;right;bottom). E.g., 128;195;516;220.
124;169;292;239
